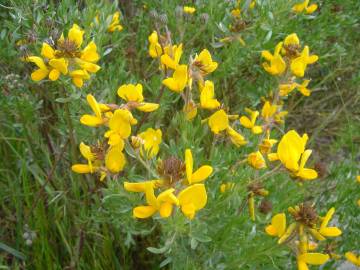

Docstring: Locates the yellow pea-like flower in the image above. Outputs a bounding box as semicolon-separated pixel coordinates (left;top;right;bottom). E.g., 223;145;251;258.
107;11;123;32
138;128;162;158
265;213;287;237
148;31;163;58
193;49;218;75
161;44;183;70
240;108;263;134
261;42;286;76
292;0;318;14
162;64;188;92
291;46;318;78
183;6;196;14
207;109;229;134
247;151;266;169
185;149;213;185
199;80;220;110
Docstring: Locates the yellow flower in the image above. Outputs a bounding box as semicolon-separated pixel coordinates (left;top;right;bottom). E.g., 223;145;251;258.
71;142;97;174
185;149;213;185
261;42;286;76
117;83;159;112
261;101;277;120
28;24;100;87
199;80;220;110
265;213;287;237
118;83;144;102
105;144;126;173
297;253;329;270
284;33;300;47
226;127;247;147
231;8;241;18
208;109;229;134
148;31;163;58
161;44;183;70
271;130;317;180
247;151;267;169
138;128;162;158
259;131;278;154
193;49;218;75
292;0;318;14
220;182;235;193
345;252;360;267
133;183;179;218
317;207;342;238
274;110;288;124
291;46;318;77
69;69;90;88
280;80;312;97
183;100;198;120
107;11;123;32
178;184;207;219
240;108;263;134
162;65;188;92
104;109;137;145
80;94;109;127
183;6;196;14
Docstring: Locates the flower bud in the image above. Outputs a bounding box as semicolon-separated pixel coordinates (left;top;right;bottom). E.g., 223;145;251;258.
159;14;168;25
149;9;158;20
200;13;209;24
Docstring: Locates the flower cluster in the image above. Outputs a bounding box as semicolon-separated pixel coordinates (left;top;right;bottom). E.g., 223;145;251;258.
292;0;318;14
266;204;341;270
71;83;160;180
26;24;100;87
124;149;213;219
91;11;124;32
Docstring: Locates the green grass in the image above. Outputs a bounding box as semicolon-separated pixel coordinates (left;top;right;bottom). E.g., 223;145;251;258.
1;0;360;269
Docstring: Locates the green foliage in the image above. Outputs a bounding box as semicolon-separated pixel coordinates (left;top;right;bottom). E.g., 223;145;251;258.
1;0;359;269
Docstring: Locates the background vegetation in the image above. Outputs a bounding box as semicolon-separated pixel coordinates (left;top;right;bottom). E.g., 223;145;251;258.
0;0;359;269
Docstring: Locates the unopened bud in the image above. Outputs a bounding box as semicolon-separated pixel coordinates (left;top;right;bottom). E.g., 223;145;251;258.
159;14;168;25
149;9;158;19
200;13;209;24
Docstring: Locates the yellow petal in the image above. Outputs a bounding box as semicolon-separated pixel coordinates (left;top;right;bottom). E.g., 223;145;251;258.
240;116;252;129
271;213;286;236
298;253;329;265
284;33;300;46
81;41;100;63
41;43;55;59
49;58;68;75
48;69;60;81
68;23;84;47
117;83;144;102
133;205;157;218
159;202;173;218
31;69;49;81
178;184;207;211
208;110;229;134
345;252;360;266
320;207;335;229
71;164;92;173
191;165;213;183
105;145;126;173
80;115;104;127
185;149;193;183
306;4;318;14
137;103;159;112
226;127;247;147
319;227;342;237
